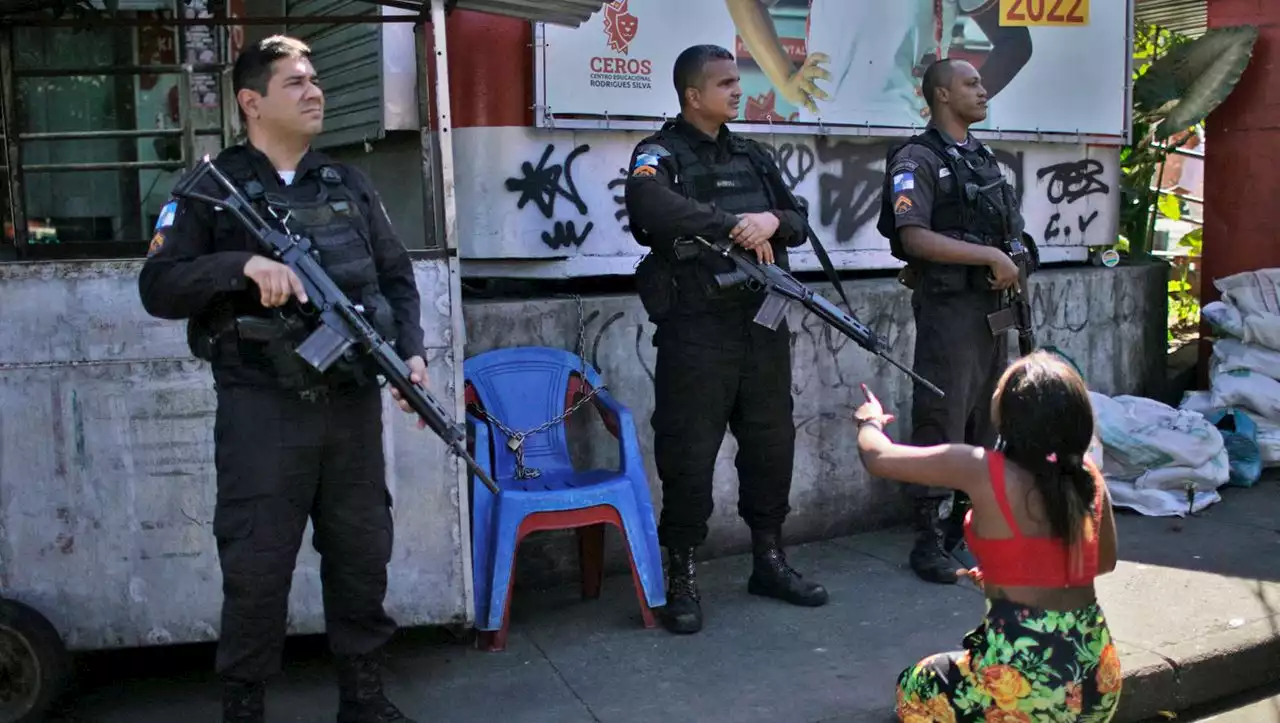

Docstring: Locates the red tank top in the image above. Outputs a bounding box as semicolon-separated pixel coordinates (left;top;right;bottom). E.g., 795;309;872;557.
964;451;1104;588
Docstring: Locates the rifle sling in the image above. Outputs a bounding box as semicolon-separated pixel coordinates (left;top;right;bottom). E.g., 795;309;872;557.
748;142;854;313
805;221;853;313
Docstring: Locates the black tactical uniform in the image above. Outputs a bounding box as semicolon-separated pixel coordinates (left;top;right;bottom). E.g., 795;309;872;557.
625;114;828;634
138;142;422;722
876;122;1032;584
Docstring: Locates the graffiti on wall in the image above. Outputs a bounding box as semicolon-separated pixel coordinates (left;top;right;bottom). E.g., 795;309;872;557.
1035;159;1112;245
504;143;595;250
463;127;1119;270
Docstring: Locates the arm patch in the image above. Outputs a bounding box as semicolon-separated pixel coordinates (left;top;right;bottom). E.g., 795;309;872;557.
147;199;179;257
154;199;178;231
888;158;920;176
892;172;915;193
632;143;671;176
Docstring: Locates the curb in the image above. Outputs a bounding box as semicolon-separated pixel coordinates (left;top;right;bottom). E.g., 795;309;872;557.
1115;615;1280;722
816;616;1280;723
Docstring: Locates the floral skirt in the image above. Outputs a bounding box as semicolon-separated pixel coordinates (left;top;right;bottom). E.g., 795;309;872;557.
896;599;1122;723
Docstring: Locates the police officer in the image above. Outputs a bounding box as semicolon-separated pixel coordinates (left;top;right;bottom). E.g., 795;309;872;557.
624;44;829;636
138;36;421;723
876;58;1026;585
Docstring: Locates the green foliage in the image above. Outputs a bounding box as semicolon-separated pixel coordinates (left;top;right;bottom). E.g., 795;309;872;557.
1167;227;1203;338
1181;226;1203;255
1121;24;1255;344
1157;192;1182;222
1137;25;1260;139
1120;24;1258;260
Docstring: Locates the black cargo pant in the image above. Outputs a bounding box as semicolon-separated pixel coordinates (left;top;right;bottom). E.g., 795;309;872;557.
212;383;397;683
651;306;795;549
906;288;1009;501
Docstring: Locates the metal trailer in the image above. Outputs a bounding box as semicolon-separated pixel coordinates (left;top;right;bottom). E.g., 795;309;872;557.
0;1;605;720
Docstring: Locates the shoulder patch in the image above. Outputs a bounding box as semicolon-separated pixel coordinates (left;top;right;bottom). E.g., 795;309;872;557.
888;157;919;176
636;143;671;158
632;143;670;176
892;172;915;193
147;229;166;257
154;199;178;231
894;195;914;215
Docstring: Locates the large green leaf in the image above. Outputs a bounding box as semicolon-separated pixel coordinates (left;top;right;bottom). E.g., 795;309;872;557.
1134;25;1260;139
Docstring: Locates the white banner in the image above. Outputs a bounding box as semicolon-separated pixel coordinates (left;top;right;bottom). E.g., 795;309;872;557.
538;0;1130;140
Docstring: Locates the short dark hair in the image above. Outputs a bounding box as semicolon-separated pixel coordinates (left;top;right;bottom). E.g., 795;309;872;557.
672;44;735;107
232;35;312;123
921;57;960;111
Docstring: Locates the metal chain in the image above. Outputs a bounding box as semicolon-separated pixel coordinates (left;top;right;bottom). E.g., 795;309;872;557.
469;294;607;480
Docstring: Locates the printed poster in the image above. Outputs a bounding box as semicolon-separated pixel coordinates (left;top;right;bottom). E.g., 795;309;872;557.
538;0;1128;140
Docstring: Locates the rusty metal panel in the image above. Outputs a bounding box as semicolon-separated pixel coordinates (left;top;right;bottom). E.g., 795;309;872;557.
0;258;469;651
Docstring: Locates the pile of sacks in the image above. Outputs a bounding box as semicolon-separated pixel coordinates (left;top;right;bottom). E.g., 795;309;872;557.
1083;268;1280;517
1180;267;1280;483
1089;391;1232;517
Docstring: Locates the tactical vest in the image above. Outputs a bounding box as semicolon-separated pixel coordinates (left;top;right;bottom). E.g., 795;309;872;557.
197;146;396;390
877;127;1020;294
629;121;784;317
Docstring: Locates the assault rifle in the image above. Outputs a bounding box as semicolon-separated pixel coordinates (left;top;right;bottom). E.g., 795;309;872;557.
171;156;499;494
679;235;945;398
983;233;1037;356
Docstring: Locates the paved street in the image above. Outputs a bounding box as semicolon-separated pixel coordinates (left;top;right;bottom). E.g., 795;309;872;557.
41;474;1280;723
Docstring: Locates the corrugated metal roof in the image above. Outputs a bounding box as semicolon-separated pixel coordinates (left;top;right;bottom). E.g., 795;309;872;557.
288;0;385;150
1134;0;1207;37
363;0;607;27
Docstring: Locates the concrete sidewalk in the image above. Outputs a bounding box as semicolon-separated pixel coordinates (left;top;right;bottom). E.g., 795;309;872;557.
57;475;1280;723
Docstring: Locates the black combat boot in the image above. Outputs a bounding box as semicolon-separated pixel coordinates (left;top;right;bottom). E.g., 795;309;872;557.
661;546;703;634
222;679;265;723
909;498;959;584
335;653;417;723
942;495;978;570
746;528;829;606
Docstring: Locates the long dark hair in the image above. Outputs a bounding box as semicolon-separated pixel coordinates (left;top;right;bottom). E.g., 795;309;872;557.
991;350;1099;550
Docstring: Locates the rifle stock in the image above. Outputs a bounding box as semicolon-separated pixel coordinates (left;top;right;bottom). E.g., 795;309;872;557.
171;156;498;494
685;236;945;398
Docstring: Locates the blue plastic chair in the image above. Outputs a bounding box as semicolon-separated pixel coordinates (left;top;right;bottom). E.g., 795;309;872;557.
463;346;665;651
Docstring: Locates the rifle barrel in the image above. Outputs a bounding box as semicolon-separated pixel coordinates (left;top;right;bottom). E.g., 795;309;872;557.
691;235;946;399
805;294;946;398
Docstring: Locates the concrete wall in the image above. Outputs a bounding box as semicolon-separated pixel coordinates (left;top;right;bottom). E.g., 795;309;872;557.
0;258;469;652
0;256;1168;648
461;262;1169;588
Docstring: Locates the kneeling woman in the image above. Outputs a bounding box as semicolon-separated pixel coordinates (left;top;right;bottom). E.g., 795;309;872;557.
855;351;1122;722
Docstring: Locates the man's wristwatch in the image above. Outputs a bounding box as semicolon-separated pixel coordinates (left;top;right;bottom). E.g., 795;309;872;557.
857;418;884;431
